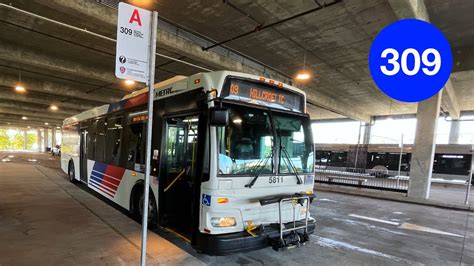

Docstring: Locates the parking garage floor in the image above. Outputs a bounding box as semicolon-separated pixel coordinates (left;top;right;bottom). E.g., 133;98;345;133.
1;151;474;265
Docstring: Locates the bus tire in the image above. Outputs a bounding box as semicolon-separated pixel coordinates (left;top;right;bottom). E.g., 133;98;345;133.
68;161;78;183
131;184;158;229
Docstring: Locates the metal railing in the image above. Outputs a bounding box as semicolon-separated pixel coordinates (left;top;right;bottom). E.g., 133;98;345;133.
315;166;409;193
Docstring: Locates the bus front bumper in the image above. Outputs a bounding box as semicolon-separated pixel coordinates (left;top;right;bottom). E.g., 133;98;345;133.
195;219;316;255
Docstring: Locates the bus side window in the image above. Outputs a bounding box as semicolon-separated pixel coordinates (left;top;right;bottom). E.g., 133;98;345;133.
87;119;96;160
94;118;106;162
105;116;123;166
126;122;146;172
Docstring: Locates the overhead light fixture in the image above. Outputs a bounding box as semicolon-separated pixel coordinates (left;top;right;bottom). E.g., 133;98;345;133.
22;116;27;120
15;73;27;93
56;126;61;129
295;49;311;81
44;122;49;125
50;105;59;111
124;79;135;85
27;126;30;129
296;73;310;80
15;85;26;93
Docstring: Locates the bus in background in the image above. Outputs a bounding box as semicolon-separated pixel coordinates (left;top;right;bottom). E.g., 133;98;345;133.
61;71;315;254
315;143;473;182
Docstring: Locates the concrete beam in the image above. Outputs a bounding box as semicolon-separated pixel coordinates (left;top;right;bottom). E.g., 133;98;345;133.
441;80;461;119
388;0;461;119
0;101;80;117
0;73;121;104
0;120;57;128
0;115;63;126
0;2;371;123
0;88;100;110
388;0;430;21
0;41;116;85
307;94;371;123
0;108;67;121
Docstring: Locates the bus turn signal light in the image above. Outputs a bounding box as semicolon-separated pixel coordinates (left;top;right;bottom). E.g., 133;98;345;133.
217;197;229;204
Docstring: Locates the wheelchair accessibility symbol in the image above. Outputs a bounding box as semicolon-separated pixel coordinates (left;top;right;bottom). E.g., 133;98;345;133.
202;194;211;206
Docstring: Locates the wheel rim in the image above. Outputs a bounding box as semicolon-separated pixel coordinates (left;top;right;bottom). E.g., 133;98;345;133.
138;194;155;223
69;165;74;181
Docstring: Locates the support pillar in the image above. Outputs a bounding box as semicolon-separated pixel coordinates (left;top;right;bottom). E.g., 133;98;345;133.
52;127;57;148
37;129;42;152
362;120;372;144
408;92;442;199
448;119;461;144
43;128;49;152
23;130;27;150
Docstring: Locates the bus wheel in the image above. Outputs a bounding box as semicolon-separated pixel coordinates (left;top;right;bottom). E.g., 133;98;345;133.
133;188;157;228
68;161;78;183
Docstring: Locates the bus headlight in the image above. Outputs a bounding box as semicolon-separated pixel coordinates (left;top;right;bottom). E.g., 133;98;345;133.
210;217;236;227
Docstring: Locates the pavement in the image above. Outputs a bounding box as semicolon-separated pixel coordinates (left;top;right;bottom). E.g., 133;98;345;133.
1;151;474;265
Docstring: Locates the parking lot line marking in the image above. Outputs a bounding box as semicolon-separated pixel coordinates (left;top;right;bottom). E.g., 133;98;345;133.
349;214;400;225
350;214;465;238
399;223;464;238
314;236;420;264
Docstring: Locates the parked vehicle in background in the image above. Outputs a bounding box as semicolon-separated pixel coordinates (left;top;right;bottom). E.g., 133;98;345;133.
51;145;61;156
315;143;473;182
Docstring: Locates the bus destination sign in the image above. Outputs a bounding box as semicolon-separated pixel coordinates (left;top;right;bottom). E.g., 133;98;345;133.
222;78;304;112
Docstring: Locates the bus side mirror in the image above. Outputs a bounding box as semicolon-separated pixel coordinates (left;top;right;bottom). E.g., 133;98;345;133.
209;108;229;126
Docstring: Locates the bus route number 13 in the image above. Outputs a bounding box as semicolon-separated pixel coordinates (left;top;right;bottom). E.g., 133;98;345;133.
380;48;441;76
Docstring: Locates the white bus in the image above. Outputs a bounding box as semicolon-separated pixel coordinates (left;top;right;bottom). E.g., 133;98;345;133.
61;71;316;254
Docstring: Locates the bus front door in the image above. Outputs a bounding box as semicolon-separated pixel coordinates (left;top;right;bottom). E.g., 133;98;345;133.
79;129;88;182
160;115;199;238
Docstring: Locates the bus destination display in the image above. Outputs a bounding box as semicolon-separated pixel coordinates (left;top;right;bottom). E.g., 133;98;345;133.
222;79;304;112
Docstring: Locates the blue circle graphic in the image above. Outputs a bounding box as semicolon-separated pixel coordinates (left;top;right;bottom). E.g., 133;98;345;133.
369;19;453;102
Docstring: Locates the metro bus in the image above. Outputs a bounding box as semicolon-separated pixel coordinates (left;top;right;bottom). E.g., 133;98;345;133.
61;71;316;254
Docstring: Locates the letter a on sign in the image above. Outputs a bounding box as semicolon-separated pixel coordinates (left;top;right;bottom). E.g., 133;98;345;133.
129;9;142;26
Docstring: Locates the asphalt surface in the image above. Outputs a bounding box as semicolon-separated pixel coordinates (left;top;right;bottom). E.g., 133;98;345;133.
1;151;473;265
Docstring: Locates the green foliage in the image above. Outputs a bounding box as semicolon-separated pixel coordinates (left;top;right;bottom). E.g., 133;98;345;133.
0;129;38;150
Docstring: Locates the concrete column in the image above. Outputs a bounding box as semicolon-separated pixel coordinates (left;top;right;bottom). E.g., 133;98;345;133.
43;128;49;152
37;129;42;152
362;122;372;144
448;119;461;144
408;92;442;199
52;127;57;148
23;130;27;150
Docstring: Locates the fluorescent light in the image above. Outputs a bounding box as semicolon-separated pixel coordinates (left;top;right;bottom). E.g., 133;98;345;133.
296;73;310;80
44;122;49;125
22;116;27;120
125;79;135;85
50;105;59;111
233;118;242;124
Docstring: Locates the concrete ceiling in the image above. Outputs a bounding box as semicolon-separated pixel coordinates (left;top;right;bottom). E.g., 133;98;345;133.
0;0;472;128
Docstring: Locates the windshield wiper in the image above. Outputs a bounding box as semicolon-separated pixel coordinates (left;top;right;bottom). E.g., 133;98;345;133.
280;144;303;185
245;149;273;188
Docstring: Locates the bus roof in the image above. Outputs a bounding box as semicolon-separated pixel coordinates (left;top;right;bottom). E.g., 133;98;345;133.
63;71;307;126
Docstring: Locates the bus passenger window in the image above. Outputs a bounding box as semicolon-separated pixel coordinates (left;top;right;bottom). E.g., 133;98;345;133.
126;122;146;172
105;116;123;166
94;118;106;162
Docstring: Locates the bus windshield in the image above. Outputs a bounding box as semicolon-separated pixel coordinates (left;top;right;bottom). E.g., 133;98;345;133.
217;104;314;175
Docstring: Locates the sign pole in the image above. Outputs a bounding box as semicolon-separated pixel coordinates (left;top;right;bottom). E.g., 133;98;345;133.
140;10;158;266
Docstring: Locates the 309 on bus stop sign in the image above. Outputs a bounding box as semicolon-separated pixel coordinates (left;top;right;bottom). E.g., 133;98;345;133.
115;2;151;83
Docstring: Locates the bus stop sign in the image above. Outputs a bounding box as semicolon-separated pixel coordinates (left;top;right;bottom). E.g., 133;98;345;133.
115;2;151;83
